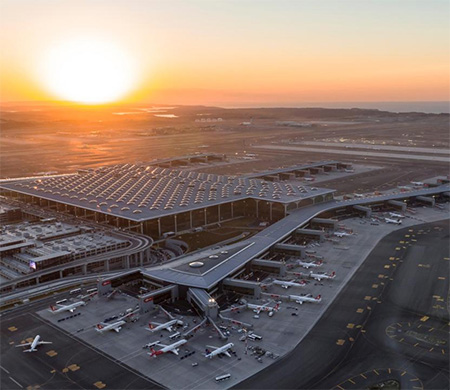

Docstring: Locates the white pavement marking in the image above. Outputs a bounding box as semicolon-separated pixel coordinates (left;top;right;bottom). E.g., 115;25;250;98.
8;376;23;388
0;365;10;374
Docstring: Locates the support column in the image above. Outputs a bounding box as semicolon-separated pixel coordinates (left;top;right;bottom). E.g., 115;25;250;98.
82;264;87;274
269;203;273;220
189;211;193;229
174;215;178;233
256;200;259;218
59;270;63;279
204;208;207;225
105;260;110;272
231;202;234;218
218;204;221;221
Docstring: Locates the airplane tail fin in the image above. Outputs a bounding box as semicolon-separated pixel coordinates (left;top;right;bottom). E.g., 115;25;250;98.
96;324;104;330
274;303;280;311
316;295;321;300
50;305;57;311
148;322;154;329
331;272;336;277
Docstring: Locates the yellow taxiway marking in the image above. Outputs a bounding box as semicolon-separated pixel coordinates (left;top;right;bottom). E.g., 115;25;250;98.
336;339;345;345
405;234;410;238
411;239;417;242
418;264;430;268
428;327;434;332
413;343;419;347
420;316;429;322
378;274;385;279
360;374;367;379
68;364;80;372
438;276;446;280
372;284;378;288
8;326;17;332
373;369;380;375
444;257;449;261
432;295;441;299
9;341;14;345
361;329;366;333
410;378;420;382
384;265;390;269
94;381;106;389
364;296;371;301
347;323;355;329
348;379;355;384
62;368;69;373
429;348;434;352
399;338;404;342
356;308;364;313
401;371;407;376
395;247;401;251
399;240;405;244
442;349;446;355
46;350;58;357
25;337;34;343
388;368;391;374
336;386;345;390
389;257;395;260
50;369;56;374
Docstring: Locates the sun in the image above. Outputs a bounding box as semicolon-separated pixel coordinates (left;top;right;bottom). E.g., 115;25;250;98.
41;38;136;104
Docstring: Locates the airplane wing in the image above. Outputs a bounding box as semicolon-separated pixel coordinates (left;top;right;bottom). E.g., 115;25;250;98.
224;351;231;358
170;348;179;355
206;345;218;350
37;341;52;345
15;342;32;348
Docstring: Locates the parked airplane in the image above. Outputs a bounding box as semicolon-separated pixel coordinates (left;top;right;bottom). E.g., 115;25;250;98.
291;294;322;305
15;335;52;352
385;218;402;225
49;300;86;314
389;212;405;219
204;342;234;359
95;320;126;333
147;319;184;333
297;259;323;269
304;177;315;182
344;169;354;173
148;339;187;357
310;271;336;281
247;302;280;316
411;181;424;186
334;231;352;238
273;279;306;289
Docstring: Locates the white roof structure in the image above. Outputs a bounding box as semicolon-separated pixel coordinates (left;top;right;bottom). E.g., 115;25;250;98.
1;163;335;222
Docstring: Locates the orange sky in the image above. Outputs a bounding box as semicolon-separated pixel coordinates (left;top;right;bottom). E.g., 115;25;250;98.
1;0;449;106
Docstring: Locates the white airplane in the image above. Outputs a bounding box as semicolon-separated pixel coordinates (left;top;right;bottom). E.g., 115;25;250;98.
297;259;323;269
291;294;322;305
147;319;184;333
49;300;86;314
247;302;280;316
389;212;405;219
385;218;402;225
304;177;315;182
273;279;306;289
15;335;52;352
95;320;126;333
204;342;234;359
344;169;354;173
334;231;352;238
354;193;364;198
411;181;424;186
148;339;187;357
310;271;336;281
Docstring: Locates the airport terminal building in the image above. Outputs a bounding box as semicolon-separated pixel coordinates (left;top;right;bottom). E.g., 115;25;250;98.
0;161;338;239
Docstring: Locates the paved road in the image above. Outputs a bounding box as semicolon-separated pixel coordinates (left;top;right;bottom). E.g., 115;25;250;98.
235;219;449;390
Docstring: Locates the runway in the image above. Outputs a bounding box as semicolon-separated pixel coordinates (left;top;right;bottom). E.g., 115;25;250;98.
1;306;164;390
235;219;449;390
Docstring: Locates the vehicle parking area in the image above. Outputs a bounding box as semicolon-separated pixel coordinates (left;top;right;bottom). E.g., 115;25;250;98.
28;201;449;389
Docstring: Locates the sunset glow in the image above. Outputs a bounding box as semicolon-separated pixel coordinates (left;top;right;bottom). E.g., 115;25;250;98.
40;39;136;104
0;0;448;106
